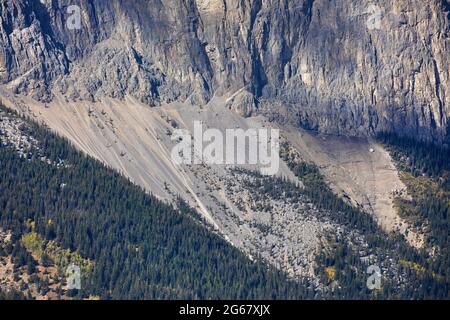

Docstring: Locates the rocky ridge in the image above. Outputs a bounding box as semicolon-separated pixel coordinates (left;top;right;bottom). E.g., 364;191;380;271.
0;0;448;142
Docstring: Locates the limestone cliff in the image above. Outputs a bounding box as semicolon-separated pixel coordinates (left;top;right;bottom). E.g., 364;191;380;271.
0;0;449;142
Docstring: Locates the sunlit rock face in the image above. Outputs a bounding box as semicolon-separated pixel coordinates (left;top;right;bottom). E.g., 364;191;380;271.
0;0;448;142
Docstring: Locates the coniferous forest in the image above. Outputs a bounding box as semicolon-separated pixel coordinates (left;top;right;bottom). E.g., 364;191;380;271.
0;103;448;300
0;104;312;299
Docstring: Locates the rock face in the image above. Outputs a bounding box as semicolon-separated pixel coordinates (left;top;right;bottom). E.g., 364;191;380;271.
0;0;449;142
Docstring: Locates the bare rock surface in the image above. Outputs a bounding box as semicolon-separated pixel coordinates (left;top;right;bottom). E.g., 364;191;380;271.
0;87;425;279
283;127;425;248
0;0;448;141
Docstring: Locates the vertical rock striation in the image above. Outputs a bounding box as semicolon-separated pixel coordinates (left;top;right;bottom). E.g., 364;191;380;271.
0;0;448;142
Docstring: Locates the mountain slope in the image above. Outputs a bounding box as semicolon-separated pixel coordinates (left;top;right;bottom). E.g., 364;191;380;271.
0;0;448;141
0;0;448;301
1;102;448;299
0;103;314;299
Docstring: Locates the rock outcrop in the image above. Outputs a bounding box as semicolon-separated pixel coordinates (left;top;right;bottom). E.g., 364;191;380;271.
0;0;449;142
